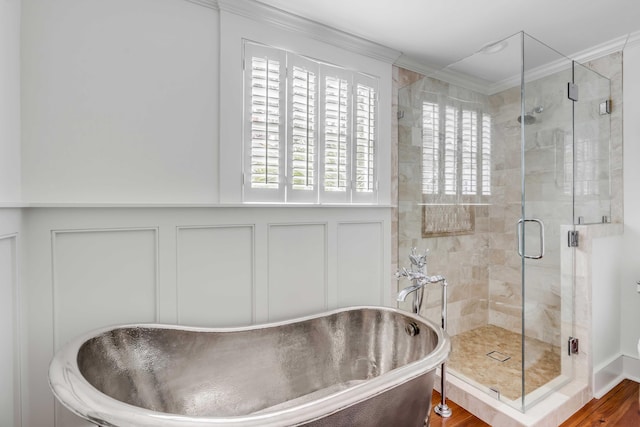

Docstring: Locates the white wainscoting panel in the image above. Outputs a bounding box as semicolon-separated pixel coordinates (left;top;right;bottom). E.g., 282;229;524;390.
52;227;159;427
267;223;327;321
20;206;391;425
0;234;19;427
177;225;254;326
337;222;384;307
52;228;159;347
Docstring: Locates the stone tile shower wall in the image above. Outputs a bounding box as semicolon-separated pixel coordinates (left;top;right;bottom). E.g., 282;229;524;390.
395;70;491;337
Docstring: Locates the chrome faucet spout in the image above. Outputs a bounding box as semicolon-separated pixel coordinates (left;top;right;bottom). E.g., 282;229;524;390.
396;283;423;302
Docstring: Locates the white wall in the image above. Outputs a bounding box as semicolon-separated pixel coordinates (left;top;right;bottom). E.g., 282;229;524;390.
622;42;640;366
21;0;219;203
592;236;622;365
591;231;623;396
0;0;21;202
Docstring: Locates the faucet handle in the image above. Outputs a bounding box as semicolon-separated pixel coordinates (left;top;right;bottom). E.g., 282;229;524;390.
409;248;428;268
395;267;409;279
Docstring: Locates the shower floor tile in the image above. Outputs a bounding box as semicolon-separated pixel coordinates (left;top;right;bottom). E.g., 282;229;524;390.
447;325;560;401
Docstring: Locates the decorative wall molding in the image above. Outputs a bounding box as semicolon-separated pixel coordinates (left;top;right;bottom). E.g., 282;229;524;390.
336;221;386;306
50;227;160;348
593;353;624;398
394;55;494;95
397;30;640;95
266;222;328;321
184;0;219;10
0;233;21;427
217;0;401;63
175;224;255;325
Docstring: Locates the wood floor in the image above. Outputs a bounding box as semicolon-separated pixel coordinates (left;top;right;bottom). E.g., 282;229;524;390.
428;379;639;426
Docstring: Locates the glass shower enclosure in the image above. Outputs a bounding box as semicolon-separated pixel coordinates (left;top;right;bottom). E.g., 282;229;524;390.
397;31;611;411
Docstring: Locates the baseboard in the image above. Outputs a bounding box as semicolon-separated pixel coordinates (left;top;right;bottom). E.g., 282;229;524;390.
593;353;640;398
623;353;640;382
593;354;624;398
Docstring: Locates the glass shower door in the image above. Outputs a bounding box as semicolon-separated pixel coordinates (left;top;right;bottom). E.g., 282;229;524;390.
521;36;611;409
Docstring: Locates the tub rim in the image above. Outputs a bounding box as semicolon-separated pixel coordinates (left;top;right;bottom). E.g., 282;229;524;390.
49;305;450;427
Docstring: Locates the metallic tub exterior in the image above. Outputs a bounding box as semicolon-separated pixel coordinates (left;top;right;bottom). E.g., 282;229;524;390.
49;306;450;426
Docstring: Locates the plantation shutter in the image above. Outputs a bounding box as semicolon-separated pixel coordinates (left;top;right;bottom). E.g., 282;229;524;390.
321;67;351;203
422;101;439;195
287;55;319;202
461;109;478;195
422;99;491;200
242;41;379;204
443;105;458;196
353;74;378;203
243;43;286;202
481;114;492;195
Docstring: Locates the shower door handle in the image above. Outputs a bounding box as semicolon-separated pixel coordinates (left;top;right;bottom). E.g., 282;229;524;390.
517;218;545;259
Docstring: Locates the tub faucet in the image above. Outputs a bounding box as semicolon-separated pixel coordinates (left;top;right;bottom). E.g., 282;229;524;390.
396;248;435;314
396;280;424;303
396;250;452;419
396;269;445;305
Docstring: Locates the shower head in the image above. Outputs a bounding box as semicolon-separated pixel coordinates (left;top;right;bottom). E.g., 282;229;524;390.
517;106;544;125
517;114;536;125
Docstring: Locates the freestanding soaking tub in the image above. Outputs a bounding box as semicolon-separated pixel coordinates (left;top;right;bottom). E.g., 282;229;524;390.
49;306;450;427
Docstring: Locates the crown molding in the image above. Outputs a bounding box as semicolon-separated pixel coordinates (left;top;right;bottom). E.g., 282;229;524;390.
394;55;494;95
398;30;640;95
184;0;218;9
216;0;401;64
624;31;640;50
489;31;639;94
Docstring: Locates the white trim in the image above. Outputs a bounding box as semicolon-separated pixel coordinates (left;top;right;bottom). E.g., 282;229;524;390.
593;353;625;398
623;353;640;383
0;233;22;427
397;30;640;95
394;55;493;95
217;0;400;63
574;30;640;62
175;224;256;325
183;0;218;9
623;31;640;50
50;227;161;350
593;353;640;398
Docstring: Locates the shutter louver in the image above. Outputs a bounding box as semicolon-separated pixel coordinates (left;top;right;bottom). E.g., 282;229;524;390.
250;56;282;189
324;75;349;193
422;102;439;195
444;106;458;196
355;84;376;193
290;65;316;191
461;110;478;195
482;114;492;195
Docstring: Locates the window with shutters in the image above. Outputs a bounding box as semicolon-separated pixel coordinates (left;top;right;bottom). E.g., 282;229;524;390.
422;100;491;199
243;41;378;204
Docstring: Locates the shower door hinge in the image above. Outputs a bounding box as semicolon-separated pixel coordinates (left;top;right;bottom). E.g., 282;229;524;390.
568;230;579;247
568;82;579;102
568;337;579;355
600;100;612;115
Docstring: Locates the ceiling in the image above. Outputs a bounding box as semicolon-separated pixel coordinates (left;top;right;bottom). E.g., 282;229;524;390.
254;0;640;69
